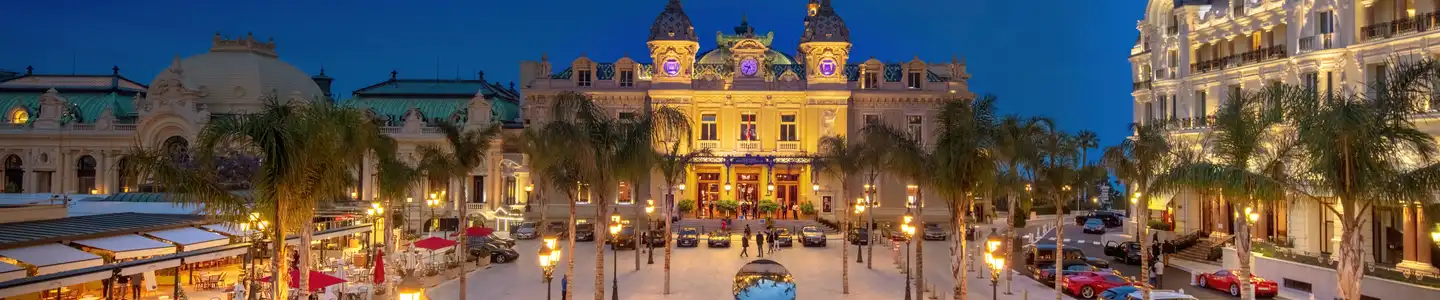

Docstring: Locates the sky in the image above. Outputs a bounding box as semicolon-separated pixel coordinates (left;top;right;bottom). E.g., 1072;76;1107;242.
1;0;1145;158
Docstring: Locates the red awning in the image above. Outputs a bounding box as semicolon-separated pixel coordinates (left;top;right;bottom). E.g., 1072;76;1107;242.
412;237;457;250
465;227;495;237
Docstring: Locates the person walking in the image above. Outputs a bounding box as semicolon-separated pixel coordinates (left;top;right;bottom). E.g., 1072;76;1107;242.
769;229;779;253
1153;255;1165;289
740;232;750;258
744;225;752;238
756;231;766;258
560;275;568;300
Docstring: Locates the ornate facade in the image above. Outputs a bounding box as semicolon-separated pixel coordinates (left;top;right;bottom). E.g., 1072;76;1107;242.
1132;0;1438;277
519;0;975;222
0;33;524;232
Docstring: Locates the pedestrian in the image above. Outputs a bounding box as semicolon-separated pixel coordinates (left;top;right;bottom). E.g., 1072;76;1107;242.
1153;255;1165;289
561;275;568;300
756;231;766;257
771;229;780;252
740;232;750;257
744;224;752;238
792;204;799;219
129;273;142;300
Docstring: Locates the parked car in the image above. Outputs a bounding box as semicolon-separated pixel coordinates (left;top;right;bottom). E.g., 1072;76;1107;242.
1023;244;1112;269
470;235;515;248
513;222;539;240
1030;260;1110;284
1196;269;1279;298
773;228;793;247
1103;241;1142;264
883;225;910;242
574;223;596;242
676;227;700;247
1083;219;1107;234
469;240;519;263
922;223;948;240
800;226;827;247
549;222;568;239
707;230;732;247
644;228;667;247
847;227;870;245
1098;286;1141;300
1123;290;1198;300
1075;211;1123;227
608;226;637;250
1063;271;1137;299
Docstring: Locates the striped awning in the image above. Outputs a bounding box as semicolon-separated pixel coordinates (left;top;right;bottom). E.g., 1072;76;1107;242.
71;235;176;259
0;243;102;276
144;227;228;251
0;261;24;283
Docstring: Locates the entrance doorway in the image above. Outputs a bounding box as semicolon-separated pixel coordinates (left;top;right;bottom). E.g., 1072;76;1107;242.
697;172;721;218
774;174;799;219
737;173;760;219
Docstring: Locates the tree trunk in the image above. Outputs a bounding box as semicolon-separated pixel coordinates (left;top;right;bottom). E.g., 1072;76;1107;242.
594;200;608;300
866;187;874;270
1005;190;1017;289
1235;214;1254;300
1139;185;1151;300
297;224;312;299
1053;195;1064;300
841;182;850;294
633;182;641;271
949;191;969;300
664;187;673;294
565;194;577;300
915;202;924;300
457;178;468;300
1337;220;1364;300
271;208;288;300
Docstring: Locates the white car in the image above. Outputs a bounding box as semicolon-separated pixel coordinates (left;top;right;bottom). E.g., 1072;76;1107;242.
1124;290;1197;300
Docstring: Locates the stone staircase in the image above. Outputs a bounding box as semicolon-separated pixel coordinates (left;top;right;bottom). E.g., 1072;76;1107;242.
1174;233;1232;262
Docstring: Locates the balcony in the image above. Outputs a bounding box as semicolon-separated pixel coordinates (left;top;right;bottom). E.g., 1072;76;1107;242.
1133;80;1153;91
1362;13;1437;42
776;141;800;152
737;141;761;151
697;141;720;150
1298;33;1334;53
1191;45;1286;74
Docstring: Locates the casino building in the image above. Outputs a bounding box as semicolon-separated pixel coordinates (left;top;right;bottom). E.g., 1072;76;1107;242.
519;0;976;222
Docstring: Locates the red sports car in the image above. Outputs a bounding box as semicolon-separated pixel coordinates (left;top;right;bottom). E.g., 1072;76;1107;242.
1196;269;1279;298
1062;271;1136;299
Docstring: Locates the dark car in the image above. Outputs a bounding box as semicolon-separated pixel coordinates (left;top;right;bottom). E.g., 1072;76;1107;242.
1024;244;1112;269
549;222;568;238
574;223;596;242
923;223;948;241
644;228;667;247
773;228;793;247
1075;211;1123;227
1083;219;1107;234
513;222;539;240
1030;259;1110;284
707;231;732;247
847;227;870;245
469;240;519;263
1104;241;1142;264
677;227;701;247
609;226;637;250
799;226;826;247
470;235;516;248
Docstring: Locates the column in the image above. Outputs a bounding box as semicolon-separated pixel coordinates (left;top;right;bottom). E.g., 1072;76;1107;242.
1404;204;1418;262
1416;203;1433;266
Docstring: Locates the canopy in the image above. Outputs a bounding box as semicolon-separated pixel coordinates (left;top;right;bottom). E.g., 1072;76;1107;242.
465;227;494;237
145;227;228;251
0;261;24;283
259;270;347;292
201;224;249;237
411;237;456;250
0;243;102;275
71;234;176;259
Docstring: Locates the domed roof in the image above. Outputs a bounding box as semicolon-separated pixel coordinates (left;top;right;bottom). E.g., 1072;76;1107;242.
153;33;322;113
801;0;849;43
696;17;797;65
649;0;698;42
697;48;797;65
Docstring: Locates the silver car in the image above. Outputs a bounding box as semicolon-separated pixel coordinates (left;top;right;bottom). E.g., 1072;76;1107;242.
513;223;539;240
923;223;948;240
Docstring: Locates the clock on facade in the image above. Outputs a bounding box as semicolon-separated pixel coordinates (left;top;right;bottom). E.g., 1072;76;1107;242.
740;58;759;76
663;59;680;76
819;59;837;76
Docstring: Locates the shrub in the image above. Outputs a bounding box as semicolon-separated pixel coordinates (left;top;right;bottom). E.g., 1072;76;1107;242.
716;200;739;216
758;200;780;213
1147;219;1172;231
677;199;696;215
800;202;817;215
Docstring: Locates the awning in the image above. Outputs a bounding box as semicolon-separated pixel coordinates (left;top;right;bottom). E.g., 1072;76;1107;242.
0;243;103;275
201;223;249;237
0;261;24;283
144;227;228;251
0;243;251;298
286;224;371;245
71;235;176;259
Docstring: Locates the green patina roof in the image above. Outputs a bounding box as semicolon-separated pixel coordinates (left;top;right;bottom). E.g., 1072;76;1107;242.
342;97;470;126
97;191;252;203
342;78;522;125
0;92;136;125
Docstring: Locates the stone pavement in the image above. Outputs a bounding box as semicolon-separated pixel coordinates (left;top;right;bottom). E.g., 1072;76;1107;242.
1167;256;1301;300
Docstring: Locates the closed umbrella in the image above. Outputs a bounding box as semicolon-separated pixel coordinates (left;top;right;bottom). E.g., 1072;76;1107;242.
372;250;385;284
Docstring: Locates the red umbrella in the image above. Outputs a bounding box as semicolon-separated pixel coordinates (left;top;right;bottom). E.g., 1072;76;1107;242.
258;270;348;292
373;250;386;284
411;237;457;250
465;226;494;237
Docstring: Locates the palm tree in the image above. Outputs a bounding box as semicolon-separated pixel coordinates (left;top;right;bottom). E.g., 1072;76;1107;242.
1282;60;1440;300
853;126;891;269
1101;122;1171;300
1074;130;1099;209
859;123;930;299
929;95;998;300
993;115;1050;284
124;98;381;300
504;128;550;227
1146;86;1299;300
655;143;709;294
372;136;425;255
532;121;588;300
415;120;501;300
816;135;867;294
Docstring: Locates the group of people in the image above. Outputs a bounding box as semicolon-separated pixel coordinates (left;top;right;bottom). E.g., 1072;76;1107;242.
738;225;783;258
704;202;803;220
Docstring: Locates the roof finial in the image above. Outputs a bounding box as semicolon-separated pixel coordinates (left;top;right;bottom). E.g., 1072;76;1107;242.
25;65;33;75
541;52;548;62
319;64;326;75
478;70;486;81
390;70;398;80
951;55;958;64
113;65;120;75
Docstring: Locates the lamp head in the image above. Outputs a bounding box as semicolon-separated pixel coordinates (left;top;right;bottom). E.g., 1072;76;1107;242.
724;184;732;191
429;192;437;199
812;184;819;192
406;197;413;203
1024;184;1031;191
902;212;914;224
351;191;358;199
678;184;686;191
524;184;534;192
538;250;552;267
767;184;775;191
645;206;655;214
609;225;621;235
366;208;376;216
610;212;621;223
544;237;558;249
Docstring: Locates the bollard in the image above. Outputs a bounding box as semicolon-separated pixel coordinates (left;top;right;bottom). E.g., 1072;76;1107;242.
1190;273;1198;286
1023;289;1028;300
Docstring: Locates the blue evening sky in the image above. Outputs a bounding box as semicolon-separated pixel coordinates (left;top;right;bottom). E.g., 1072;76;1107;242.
1;0;1143;157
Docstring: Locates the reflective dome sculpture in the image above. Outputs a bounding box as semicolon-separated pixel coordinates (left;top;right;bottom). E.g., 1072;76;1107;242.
733;259;796;300
648;0;698;42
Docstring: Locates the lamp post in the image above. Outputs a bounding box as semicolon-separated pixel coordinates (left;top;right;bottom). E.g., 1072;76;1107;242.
538;236;559;300
609;210;622;300
425;193;440;233
863;183;875;269
901;210;915;300
646;200;656;265
853;200;865;263
984;230;1005;300
242;213;267;300
396;275;424;300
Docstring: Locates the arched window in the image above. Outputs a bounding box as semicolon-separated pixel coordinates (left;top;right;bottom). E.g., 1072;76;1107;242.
163;136;189;162
3;155;21;193
77;155;96;194
9;109;28;124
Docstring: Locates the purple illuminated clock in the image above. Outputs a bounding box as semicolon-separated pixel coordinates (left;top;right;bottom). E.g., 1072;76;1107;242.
819;59;837;76
663;59;680;76
740;58;759;76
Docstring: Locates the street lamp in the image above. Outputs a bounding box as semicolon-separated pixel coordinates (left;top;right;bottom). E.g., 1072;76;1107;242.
812;184;820;192
1245;207;1260;224
863;183;876;269
901;210;916;300
609;209;622;300
396;275;424;300
983;244;1006;300
853;200;865;263
646;199;656;265
425;198;441;233
538;236;560;300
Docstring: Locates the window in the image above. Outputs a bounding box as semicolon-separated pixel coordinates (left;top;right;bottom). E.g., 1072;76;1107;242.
907;71;922;89
863;114;881;125
619;70;634;87
1317;11;1334;34
1157;95;1168;120
700;114;718;140
577;70;592;87
619;112;635;120
906;115;923;142
1169;94;1177;120
1195;91;1208;120
863;72;879;89
1302;72;1319;95
1144;102;1154;123
9;110;27;124
1229;85;1242;103
779;114;798;141
576;184;591;204
739;113;758;141
618;181;633;204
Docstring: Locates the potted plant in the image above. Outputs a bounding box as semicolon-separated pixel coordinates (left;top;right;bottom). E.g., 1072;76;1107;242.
758;200;780;219
678;199;696;218
716;200;739;218
799;202;817;219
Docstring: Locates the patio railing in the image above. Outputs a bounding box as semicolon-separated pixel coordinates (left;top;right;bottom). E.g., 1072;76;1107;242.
1251;241;1440;288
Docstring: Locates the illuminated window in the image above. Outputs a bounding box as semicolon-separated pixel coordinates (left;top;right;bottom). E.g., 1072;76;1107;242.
618;181;633;204
906;185;920;208
779;114;797;141
577;70;592;87
739;113;757;141
9;109;28;124
700;113;718;141
906;115;923;144
576;183;592;204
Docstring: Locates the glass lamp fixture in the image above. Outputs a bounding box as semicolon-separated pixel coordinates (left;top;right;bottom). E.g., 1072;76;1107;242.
524;184;534;192
351;192;358;199
678;184;686;191
767;184;775;191
724;183;732;191
812;184;819;192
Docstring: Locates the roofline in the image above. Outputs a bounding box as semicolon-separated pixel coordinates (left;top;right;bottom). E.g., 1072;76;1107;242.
0;74;149;89
0;214;211;250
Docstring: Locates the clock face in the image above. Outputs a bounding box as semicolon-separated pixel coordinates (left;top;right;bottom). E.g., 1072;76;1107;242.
663;59;680;76
740;58;759;76
819;59;837;76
